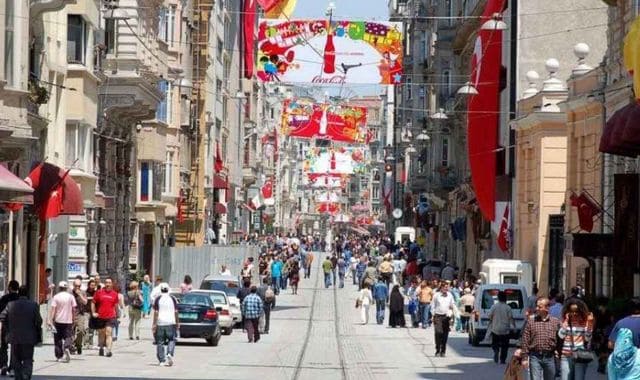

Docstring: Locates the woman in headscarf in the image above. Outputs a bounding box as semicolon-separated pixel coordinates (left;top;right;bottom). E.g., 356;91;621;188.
389;285;406;328
608;327;640;380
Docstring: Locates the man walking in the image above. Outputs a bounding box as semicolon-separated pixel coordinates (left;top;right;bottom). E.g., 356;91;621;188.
322;256;333;288
488;291;515;364
0;281;19;375
431;282;455;357
71;279;87;355
270;256;283;295
372;279;389;325
152;283;179;366
257;278;275;334
416;280;434;329
516;298;562;380
0;286;42;380
48;281;76;363
337;255;347;288
241;286;264;343
91;277;119;357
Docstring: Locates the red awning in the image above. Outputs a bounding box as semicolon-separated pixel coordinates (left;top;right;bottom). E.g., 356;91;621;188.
0;164;33;204
213;175;229;189
213;202;227;214
600;103;640;157
27;162;84;218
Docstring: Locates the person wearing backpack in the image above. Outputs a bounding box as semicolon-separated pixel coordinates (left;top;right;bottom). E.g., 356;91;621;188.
257;277;276;334
127;281;143;340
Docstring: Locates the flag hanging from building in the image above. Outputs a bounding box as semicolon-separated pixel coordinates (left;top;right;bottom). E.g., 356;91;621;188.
491;202;511;253
243;0;256;79
215;142;224;173
570;192;601;232
24;162;83;221
623;14;640;101
262;0;297;19
383;165;393;214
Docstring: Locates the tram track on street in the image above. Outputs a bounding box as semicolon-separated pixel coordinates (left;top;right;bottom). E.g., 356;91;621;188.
291;254;348;380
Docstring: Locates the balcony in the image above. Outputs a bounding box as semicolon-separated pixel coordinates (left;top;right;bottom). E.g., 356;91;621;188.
242;166;257;186
30;0;76;16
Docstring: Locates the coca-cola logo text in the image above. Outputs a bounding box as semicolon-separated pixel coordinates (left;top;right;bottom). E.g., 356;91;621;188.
312;75;346;84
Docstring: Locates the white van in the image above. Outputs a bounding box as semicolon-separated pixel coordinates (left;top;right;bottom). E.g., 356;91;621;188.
394;226;415;245
468;284;528;346
479;259;534;296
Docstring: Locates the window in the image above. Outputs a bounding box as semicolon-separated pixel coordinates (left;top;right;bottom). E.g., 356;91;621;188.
442;137;449;167
406;77;412;100
67;15;88;64
159;6;176;45
217;38;224;62
156;80;168;122
447;0;454;26
105;19;116;55
66;123;92;171
636;0;640;15
140;161;164;202
164;152;174;194
372;186;380;199
4;0;14;86
443;70;451;96
216;79;222;99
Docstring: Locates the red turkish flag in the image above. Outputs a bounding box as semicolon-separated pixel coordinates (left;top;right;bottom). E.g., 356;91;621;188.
215;143;224;173
243;0;256;79
261;180;273;199
496;203;511;252
570;192;601;232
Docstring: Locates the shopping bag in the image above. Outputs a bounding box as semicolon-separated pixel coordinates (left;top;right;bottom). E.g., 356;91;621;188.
503;356;525;380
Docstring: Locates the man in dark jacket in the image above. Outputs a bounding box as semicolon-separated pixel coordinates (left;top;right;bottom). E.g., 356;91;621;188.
0;281;19;376
0;286;42;380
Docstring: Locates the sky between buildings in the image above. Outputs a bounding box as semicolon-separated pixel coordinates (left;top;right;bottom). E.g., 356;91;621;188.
293;0;389;21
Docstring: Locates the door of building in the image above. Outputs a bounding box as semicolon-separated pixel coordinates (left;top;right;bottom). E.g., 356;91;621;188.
142;234;153;278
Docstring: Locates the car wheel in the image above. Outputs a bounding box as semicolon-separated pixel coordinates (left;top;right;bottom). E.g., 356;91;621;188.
207;334;220;346
223;327;233;336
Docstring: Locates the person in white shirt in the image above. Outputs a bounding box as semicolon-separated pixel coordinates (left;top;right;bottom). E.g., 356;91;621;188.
431;282;456;357
48;281;77;363
219;265;232;276
152;283;179;366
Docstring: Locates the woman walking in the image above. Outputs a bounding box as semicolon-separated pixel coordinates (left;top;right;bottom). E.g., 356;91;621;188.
127;281;143;340
358;284;373;324
180;275;193;294
289;260;300;295
558;298;594;380
141;275;152;318
389;285;406;328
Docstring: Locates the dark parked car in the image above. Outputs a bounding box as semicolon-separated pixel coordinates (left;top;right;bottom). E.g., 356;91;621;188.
177;292;222;346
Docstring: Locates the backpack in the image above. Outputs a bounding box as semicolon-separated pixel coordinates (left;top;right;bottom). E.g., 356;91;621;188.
265;286;275;301
129;291;142;308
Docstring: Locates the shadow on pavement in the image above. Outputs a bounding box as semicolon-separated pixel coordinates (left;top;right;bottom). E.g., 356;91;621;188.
271;305;309;312
35;377;221;380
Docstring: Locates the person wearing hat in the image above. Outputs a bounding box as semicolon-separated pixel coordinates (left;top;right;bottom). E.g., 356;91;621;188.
152;283;179;366
48;281;77;363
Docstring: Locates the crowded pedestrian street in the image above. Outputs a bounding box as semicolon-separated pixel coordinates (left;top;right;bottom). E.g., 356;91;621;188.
28;258;605;380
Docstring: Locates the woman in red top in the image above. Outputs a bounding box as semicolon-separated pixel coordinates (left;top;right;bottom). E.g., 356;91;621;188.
91;278;120;357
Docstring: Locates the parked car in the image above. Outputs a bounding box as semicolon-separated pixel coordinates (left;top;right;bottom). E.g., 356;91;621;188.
468;284;528;346
200;275;242;324
192;290;234;335
176;292;222;346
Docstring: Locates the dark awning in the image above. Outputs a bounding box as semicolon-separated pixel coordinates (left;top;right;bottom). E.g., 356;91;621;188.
600;103;640;157
213;202;227;214
0;164;33;204
213;175;229;189
572;233;614;258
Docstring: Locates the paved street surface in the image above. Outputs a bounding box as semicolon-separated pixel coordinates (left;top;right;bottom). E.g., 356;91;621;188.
33;259;607;380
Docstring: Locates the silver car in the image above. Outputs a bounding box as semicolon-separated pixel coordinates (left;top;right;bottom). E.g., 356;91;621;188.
200;275;243;325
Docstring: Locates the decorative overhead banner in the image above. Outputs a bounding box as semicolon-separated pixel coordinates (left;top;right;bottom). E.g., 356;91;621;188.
281;99;371;143
303;147;367;175
315;191;340;203
257;19;403;84
316;202;341;214
304;173;346;189
260;0;297;19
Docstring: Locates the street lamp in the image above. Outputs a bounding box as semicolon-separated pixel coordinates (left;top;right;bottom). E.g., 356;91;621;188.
457;81;479;95
405;144;417;154
384;144;395;161
481;13;507;31
416;130;431;142
326;2;336;17
431;108;448;120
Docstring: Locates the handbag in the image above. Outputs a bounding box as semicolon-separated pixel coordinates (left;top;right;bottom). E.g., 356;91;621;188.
355;299;362;309
568;318;594;364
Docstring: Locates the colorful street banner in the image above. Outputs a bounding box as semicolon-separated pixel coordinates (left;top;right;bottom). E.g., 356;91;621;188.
303;147;367;175
315;191;340;203
316;202;341;214
281;99;372;143
303;173;346;189
262;0;297;19
257;19;403;84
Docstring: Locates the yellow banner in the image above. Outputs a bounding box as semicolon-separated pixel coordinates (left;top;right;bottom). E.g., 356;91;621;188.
623;16;640;101
266;0;297;19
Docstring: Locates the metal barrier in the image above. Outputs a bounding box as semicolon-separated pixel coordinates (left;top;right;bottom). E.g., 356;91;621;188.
158;245;261;287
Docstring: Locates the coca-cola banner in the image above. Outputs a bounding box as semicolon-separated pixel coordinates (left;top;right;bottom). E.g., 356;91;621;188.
303;147;368;175
281;98;371;143
257;19;403;84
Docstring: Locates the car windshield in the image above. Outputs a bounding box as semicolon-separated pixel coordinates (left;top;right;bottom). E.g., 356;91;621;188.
209;293;227;305
481;289;524;310
204;281;239;297
181;294;211;306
